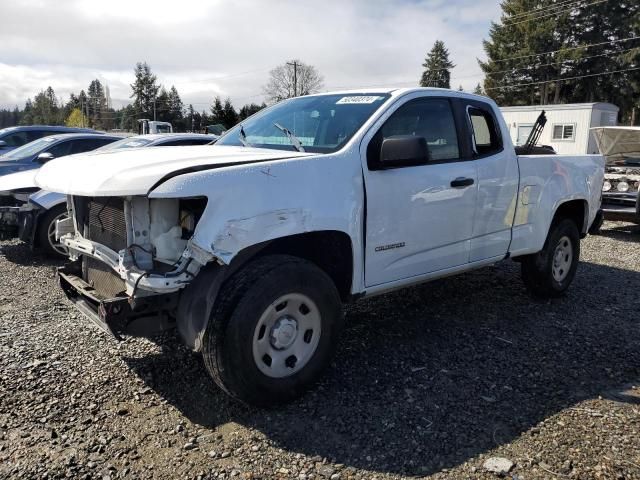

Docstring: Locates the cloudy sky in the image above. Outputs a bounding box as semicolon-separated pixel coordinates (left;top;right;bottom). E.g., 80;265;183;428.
0;0;502;110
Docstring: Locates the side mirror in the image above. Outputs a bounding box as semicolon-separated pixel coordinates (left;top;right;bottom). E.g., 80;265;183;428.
380;135;430;167
36;152;55;163
0;140;7;148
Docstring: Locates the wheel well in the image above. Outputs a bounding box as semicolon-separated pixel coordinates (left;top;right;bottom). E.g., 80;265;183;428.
229;231;354;302
553;200;588;236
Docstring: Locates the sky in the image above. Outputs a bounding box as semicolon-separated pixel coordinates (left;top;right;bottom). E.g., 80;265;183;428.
0;0;502;111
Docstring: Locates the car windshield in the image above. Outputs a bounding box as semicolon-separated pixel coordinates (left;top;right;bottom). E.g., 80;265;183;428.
96;137;154;150
0;136;57;161
216;93;391;153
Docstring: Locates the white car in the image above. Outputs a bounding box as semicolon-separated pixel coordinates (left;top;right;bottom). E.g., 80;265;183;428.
0;133;217;256
35;88;604;405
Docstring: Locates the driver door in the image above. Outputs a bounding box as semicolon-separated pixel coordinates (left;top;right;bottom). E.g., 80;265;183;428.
362;96;478;287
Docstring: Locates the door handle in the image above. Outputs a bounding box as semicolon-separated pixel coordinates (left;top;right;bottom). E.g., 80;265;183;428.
450;177;475;188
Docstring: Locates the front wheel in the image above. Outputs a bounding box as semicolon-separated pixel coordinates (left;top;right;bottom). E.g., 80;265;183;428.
521;218;580;298
36;204;69;258
202;255;343;406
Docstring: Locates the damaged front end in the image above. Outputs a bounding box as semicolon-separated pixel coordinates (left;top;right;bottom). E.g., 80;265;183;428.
57;195;213;338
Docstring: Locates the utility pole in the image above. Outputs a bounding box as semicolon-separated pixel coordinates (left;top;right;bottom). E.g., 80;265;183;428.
80;98;84;127
287;61;298;97
153;97;157;121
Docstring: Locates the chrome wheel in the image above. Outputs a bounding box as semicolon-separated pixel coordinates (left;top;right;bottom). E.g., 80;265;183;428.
552;235;572;282
47;212;69;256
252;293;321;378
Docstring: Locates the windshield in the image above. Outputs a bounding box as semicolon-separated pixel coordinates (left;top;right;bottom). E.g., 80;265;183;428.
216;93;391;153
0;136;56;161
96;137;154;151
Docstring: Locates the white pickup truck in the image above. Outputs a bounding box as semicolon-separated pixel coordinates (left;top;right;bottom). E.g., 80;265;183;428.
35;88;604;405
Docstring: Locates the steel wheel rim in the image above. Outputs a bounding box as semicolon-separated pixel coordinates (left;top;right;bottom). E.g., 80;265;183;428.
47;213;69;256
552;235;572;282
252;292;322;378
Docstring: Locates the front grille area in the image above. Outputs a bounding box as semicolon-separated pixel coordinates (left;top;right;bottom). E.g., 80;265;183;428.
84;197;127;252
77;197;128;298
83;256;127;298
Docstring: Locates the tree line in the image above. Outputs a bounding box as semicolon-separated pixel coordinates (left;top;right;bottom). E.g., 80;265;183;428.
1;1;638;130
419;0;639;122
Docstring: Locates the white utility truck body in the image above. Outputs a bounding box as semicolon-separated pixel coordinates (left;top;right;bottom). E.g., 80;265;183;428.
35;88;604;405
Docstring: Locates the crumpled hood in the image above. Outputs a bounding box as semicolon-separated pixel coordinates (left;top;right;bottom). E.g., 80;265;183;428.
0;160;37;178
35;145;312;197
0;169;39;193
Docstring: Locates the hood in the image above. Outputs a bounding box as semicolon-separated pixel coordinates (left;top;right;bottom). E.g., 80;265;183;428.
0;160;37;178
0;169;39;193
35;145;311;196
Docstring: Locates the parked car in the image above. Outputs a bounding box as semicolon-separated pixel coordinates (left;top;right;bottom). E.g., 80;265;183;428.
0;133;216;256
0;133;120;177
591;126;640;225
0;125;99;155
0;133;121;253
98;133;217;150
36;88;604;406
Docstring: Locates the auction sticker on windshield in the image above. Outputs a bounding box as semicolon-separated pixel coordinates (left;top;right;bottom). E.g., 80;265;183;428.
336;96;383;104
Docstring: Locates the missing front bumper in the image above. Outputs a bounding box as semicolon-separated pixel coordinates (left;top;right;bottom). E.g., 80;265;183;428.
57;262;177;339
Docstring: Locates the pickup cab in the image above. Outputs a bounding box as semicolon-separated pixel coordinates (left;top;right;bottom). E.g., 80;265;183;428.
35;88;604;405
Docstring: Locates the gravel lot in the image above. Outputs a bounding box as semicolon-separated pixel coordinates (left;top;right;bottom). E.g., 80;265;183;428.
1;221;639;480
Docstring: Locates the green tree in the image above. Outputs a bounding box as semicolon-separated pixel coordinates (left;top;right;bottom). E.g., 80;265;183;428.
87;79;107;128
65;108;88;127
130;62;160;118
210;96;225;125
222;98;238;129
480;0;638;114
419;40;455;89
473;83;485;95
238;103;267;121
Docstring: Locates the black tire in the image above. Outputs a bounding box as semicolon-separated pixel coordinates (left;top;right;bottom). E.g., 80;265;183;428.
36;204;69;258
202;254;343;406
521;218;580;298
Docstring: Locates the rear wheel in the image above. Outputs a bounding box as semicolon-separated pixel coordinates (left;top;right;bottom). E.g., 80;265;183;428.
202;254;343;406
37;204;68;258
521;218;580;298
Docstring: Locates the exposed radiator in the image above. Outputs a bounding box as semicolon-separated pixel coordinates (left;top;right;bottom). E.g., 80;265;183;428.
79;197;128;298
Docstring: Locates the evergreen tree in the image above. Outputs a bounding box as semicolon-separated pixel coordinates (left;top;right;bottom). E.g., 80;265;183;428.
419;40;455;89
480;0;639;115
238;103;267;121
87;79;107;128
210;96;225;126
473;83;485;95
130;62;160;118
222;98;238;129
167;86;185;130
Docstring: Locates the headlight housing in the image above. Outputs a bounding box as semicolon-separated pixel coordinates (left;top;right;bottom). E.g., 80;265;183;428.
602;180;612;192
617;181;629;193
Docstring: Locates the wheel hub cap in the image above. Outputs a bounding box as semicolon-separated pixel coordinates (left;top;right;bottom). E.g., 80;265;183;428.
252;293;322;378
270;317;298;350
552;235;572;282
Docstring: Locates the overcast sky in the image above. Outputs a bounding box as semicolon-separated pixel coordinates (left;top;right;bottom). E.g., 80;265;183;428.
0;0;502;110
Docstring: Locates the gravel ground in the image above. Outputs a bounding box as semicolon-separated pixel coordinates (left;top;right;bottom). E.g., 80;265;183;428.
1;221;639;480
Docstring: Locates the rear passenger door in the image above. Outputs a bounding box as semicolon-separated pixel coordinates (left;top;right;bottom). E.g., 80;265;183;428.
464;101;519;261
362;95;478;286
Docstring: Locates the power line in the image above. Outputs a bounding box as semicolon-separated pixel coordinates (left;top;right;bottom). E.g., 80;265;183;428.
485;66;640;90
505;0;581;21
503;0;608;26
490;35;640;64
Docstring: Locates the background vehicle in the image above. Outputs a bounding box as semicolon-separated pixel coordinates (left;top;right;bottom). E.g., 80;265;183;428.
591;126;640;224
36;88;604;406
98;133;217;150
0;125;99;155
137;119;173;135
0;133;217;256
0;133;121;253
0;133;120;177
